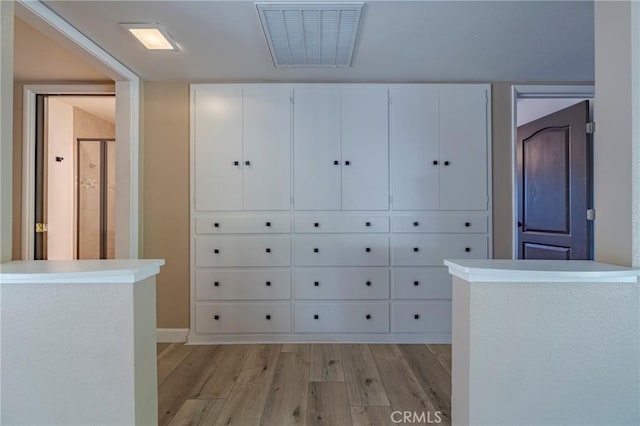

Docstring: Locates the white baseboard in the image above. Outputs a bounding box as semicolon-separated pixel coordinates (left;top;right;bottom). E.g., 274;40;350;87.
157;328;189;343
186;332;452;345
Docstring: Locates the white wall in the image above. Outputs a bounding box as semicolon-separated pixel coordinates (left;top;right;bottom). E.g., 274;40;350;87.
517;98;587;126
0;0;14;262
46;98;75;259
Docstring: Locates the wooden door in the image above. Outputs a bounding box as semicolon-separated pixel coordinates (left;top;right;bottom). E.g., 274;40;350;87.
293;88;341;210
243;87;291;210
517;101;592;259
193;87;243;211
390;86;439;210
341;88;389;210
439;86;489;210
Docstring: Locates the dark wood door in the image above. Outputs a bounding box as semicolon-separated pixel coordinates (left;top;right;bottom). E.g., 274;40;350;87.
517;101;592;260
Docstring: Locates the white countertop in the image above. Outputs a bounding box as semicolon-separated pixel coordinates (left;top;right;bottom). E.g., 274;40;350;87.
444;259;640;283
0;260;165;284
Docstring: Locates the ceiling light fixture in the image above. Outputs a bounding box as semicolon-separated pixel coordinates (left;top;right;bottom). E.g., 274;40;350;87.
120;23;180;51
256;2;364;67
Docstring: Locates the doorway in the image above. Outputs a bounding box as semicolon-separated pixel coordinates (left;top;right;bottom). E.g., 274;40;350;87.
511;86;595;260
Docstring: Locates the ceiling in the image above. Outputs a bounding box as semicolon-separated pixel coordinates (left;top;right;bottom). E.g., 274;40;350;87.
57;96;116;124
40;0;594;83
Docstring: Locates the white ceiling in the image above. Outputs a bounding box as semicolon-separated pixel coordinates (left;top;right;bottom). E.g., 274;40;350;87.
40;0;594;83
57;96;116;124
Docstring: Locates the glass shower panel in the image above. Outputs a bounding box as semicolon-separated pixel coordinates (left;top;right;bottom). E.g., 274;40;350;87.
78;140;102;259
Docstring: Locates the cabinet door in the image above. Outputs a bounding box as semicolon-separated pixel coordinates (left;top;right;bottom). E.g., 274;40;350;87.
294;88;341;210
390;86;439;210
341;88;389;210
243;87;291;210
439;86;489;210
193;87;243;211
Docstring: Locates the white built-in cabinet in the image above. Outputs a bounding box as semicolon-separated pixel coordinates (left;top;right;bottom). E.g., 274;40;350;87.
190;84;492;344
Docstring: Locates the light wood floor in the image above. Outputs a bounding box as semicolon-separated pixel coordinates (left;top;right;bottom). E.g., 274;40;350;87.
157;343;451;426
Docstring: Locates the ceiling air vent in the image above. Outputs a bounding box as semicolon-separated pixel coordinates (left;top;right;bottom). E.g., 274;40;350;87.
256;2;364;67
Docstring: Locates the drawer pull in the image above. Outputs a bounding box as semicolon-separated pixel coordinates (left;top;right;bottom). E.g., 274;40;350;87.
314;314;319;320
245;160;251;166
365;221;371;227
266;248;271;253
214;314;220;320
232;161;239;166
413;281;420;286
213;222;219;228
365;247;371;253
265;314;271;320
465;222;471;227
413;247;420;252
265;281;271;286
444;160;450;166
433;160;438;165
314;222;320;228
266;221;271;227
213;249;220;254
413;221;420;227
365;314;372;320
465;247;471;252
313;248;319;253
366;281;372;286
333;160;339;165
213;281;219;287
414;314;420;320
314;281;319;287
345;160;351;166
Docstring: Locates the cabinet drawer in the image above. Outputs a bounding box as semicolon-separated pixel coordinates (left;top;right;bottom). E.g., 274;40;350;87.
195;237;291;267
295;303;389;333
294;236;389;266
195;303;291;333
392;235;487;266
195;269;291;300
196;215;291;234
295;216;389;233
392;213;488;233
392;267;452;299
392;301;451;333
295;268;389;300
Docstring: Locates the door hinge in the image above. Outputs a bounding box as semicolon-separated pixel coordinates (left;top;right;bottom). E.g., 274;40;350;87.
587;209;596;221
586;122;595;134
35;223;48;233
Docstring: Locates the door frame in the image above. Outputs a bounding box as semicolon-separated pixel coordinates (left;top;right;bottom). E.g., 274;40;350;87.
511;85;595;259
18;0;141;260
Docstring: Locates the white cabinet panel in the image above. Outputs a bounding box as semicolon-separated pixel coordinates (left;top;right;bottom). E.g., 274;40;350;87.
294;216;389;233
341;88;389;210
392;213;488;234
195;269;291;300
196;215;291;234
294;268;389;299
196;303;291;333
392;301;451;333
195;237;291;267
439;86;489;210
194;87;243;211
392;235;488;266
294;236;389;266
390;86;439;210
295;302;389;333
243;87;291;210
392;267;452;299
294;89;341;210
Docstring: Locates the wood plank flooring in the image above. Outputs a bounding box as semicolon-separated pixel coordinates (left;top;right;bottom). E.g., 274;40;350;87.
158;344;451;426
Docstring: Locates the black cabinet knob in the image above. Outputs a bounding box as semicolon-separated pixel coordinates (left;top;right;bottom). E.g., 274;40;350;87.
214;314;220;320
465;222;471;227
465;247;471;252
366;281;372;286
233;161;239;166
314;281;319;287
365;247;371;252
365;221;371;227
414;281;420;286
213;249;220;254
444;160;450;166
265;248;271;253
314;222;320;228
214;281;219;287
333;160;340;165
245;160;251;166
213;222;219;228
433;160;439;165
413;221;419;227
365;314;372;320
265;314;271;320
265;281;271;286
414;314;420;320
413;247;419;252
345;160;351;166
314;314;319;320
313;248;319;253
266;221;271;227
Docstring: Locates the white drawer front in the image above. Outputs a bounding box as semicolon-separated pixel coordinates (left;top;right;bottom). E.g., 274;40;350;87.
195;303;291;333
196;215;291;234
195;237;291;267
295;216;389;233
294;268;389;300
295;303;389;333
392;213;488;233
392;301;451;333
294;236;389;266
392;235;488;266
196;269;291;300
392;267;452;299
